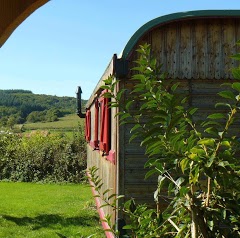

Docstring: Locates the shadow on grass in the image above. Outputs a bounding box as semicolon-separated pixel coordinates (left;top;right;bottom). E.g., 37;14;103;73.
2;213;99;230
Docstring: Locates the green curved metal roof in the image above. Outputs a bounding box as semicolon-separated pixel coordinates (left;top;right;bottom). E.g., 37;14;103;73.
121;10;240;59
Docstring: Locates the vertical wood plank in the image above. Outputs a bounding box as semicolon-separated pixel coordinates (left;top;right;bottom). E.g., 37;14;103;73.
180;21;192;79
222;19;235;79
165;23;177;78
208;19;222;79
194;20;207;79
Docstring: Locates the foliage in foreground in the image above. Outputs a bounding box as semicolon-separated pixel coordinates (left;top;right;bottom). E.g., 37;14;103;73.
0;123;86;183
100;43;240;237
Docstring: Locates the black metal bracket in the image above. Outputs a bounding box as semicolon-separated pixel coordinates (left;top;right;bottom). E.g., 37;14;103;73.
113;54;128;78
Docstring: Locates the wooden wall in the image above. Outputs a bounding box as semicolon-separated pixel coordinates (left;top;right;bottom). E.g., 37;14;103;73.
118;17;240;210
129;18;240;79
86;68;118;224
86;15;240;227
87;143;116;223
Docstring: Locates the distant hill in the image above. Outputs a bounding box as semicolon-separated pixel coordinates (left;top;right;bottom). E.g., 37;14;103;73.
0;89;87;126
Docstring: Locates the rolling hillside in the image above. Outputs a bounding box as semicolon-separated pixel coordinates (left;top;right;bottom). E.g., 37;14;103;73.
0;89;86;127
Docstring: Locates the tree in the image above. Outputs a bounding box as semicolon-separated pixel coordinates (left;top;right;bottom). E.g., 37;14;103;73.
101;43;240;237
7;116;17;129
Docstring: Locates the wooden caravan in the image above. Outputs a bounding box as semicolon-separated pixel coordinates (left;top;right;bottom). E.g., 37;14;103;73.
82;10;240;235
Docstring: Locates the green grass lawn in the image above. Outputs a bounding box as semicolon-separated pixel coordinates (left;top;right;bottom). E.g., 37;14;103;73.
0;182;104;238
23;114;83;130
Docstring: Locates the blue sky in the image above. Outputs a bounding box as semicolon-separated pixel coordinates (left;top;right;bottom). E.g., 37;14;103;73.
0;1;240;99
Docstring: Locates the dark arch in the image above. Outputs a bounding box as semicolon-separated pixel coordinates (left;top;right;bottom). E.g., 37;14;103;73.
0;0;50;47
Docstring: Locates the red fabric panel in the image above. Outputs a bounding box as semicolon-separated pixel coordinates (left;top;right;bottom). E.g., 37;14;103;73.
85;109;91;142
99;90;110;154
94;100;99;148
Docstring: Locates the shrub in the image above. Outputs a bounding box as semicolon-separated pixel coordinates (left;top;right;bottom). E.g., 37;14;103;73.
0;124;86;183
99;43;240;237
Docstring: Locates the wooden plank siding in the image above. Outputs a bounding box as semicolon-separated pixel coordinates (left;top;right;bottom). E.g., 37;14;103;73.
87;145;117;224
128;18;240;80
120;17;240;210
86;57;118;224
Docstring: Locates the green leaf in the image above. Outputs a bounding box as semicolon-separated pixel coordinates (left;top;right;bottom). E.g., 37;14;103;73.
221;140;231;148
201;120;222;128
129;133;139;143
231;53;240;61
132;74;147;81
221;209;227;220
171;83;179;92
220;82;232;87
198;138;215;147
120;113;131;121
188;108;198;115
145;169;157;179
188;153;199;161
175;177;184;188
190;147;205;156
158;174;166;184
207;113;225;120
101;85;110;90
232;68;240;80
190;165;200;184
168;183;174;195
179;186;189;197
218;161;230;168
102;92;112;98
125;100;134;111
103;189;112;196
108;194;116;200
206;155;215;168
232;82;240;92
99;203;109;208
154;189;159;202
144;157;160;167
116;89;126;101
204;127;218;136
123;225;133;230
218;90;236;100
130;124;141;133
215;102;231;109
180;158;189;173
208;220;214;231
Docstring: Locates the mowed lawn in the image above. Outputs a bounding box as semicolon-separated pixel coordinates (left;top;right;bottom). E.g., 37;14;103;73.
0;182;104;238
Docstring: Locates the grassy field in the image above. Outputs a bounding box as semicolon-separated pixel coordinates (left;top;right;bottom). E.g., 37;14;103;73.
0;182;104;238
20;114;84;137
23;114;83;130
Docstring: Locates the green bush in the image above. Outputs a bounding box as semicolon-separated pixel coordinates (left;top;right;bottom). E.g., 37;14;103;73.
0;124;86;183
100;43;240;237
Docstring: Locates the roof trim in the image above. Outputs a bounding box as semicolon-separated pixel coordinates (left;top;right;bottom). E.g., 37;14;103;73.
121;10;240;59
0;0;49;47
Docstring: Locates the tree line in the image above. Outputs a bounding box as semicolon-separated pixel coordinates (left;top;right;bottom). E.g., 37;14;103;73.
0;89;86;127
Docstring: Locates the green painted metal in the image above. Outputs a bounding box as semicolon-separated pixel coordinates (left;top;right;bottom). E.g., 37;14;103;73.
121;10;240;59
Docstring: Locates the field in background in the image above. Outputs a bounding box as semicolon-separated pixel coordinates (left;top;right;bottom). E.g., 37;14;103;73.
0;182;104;238
21;114;84;137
